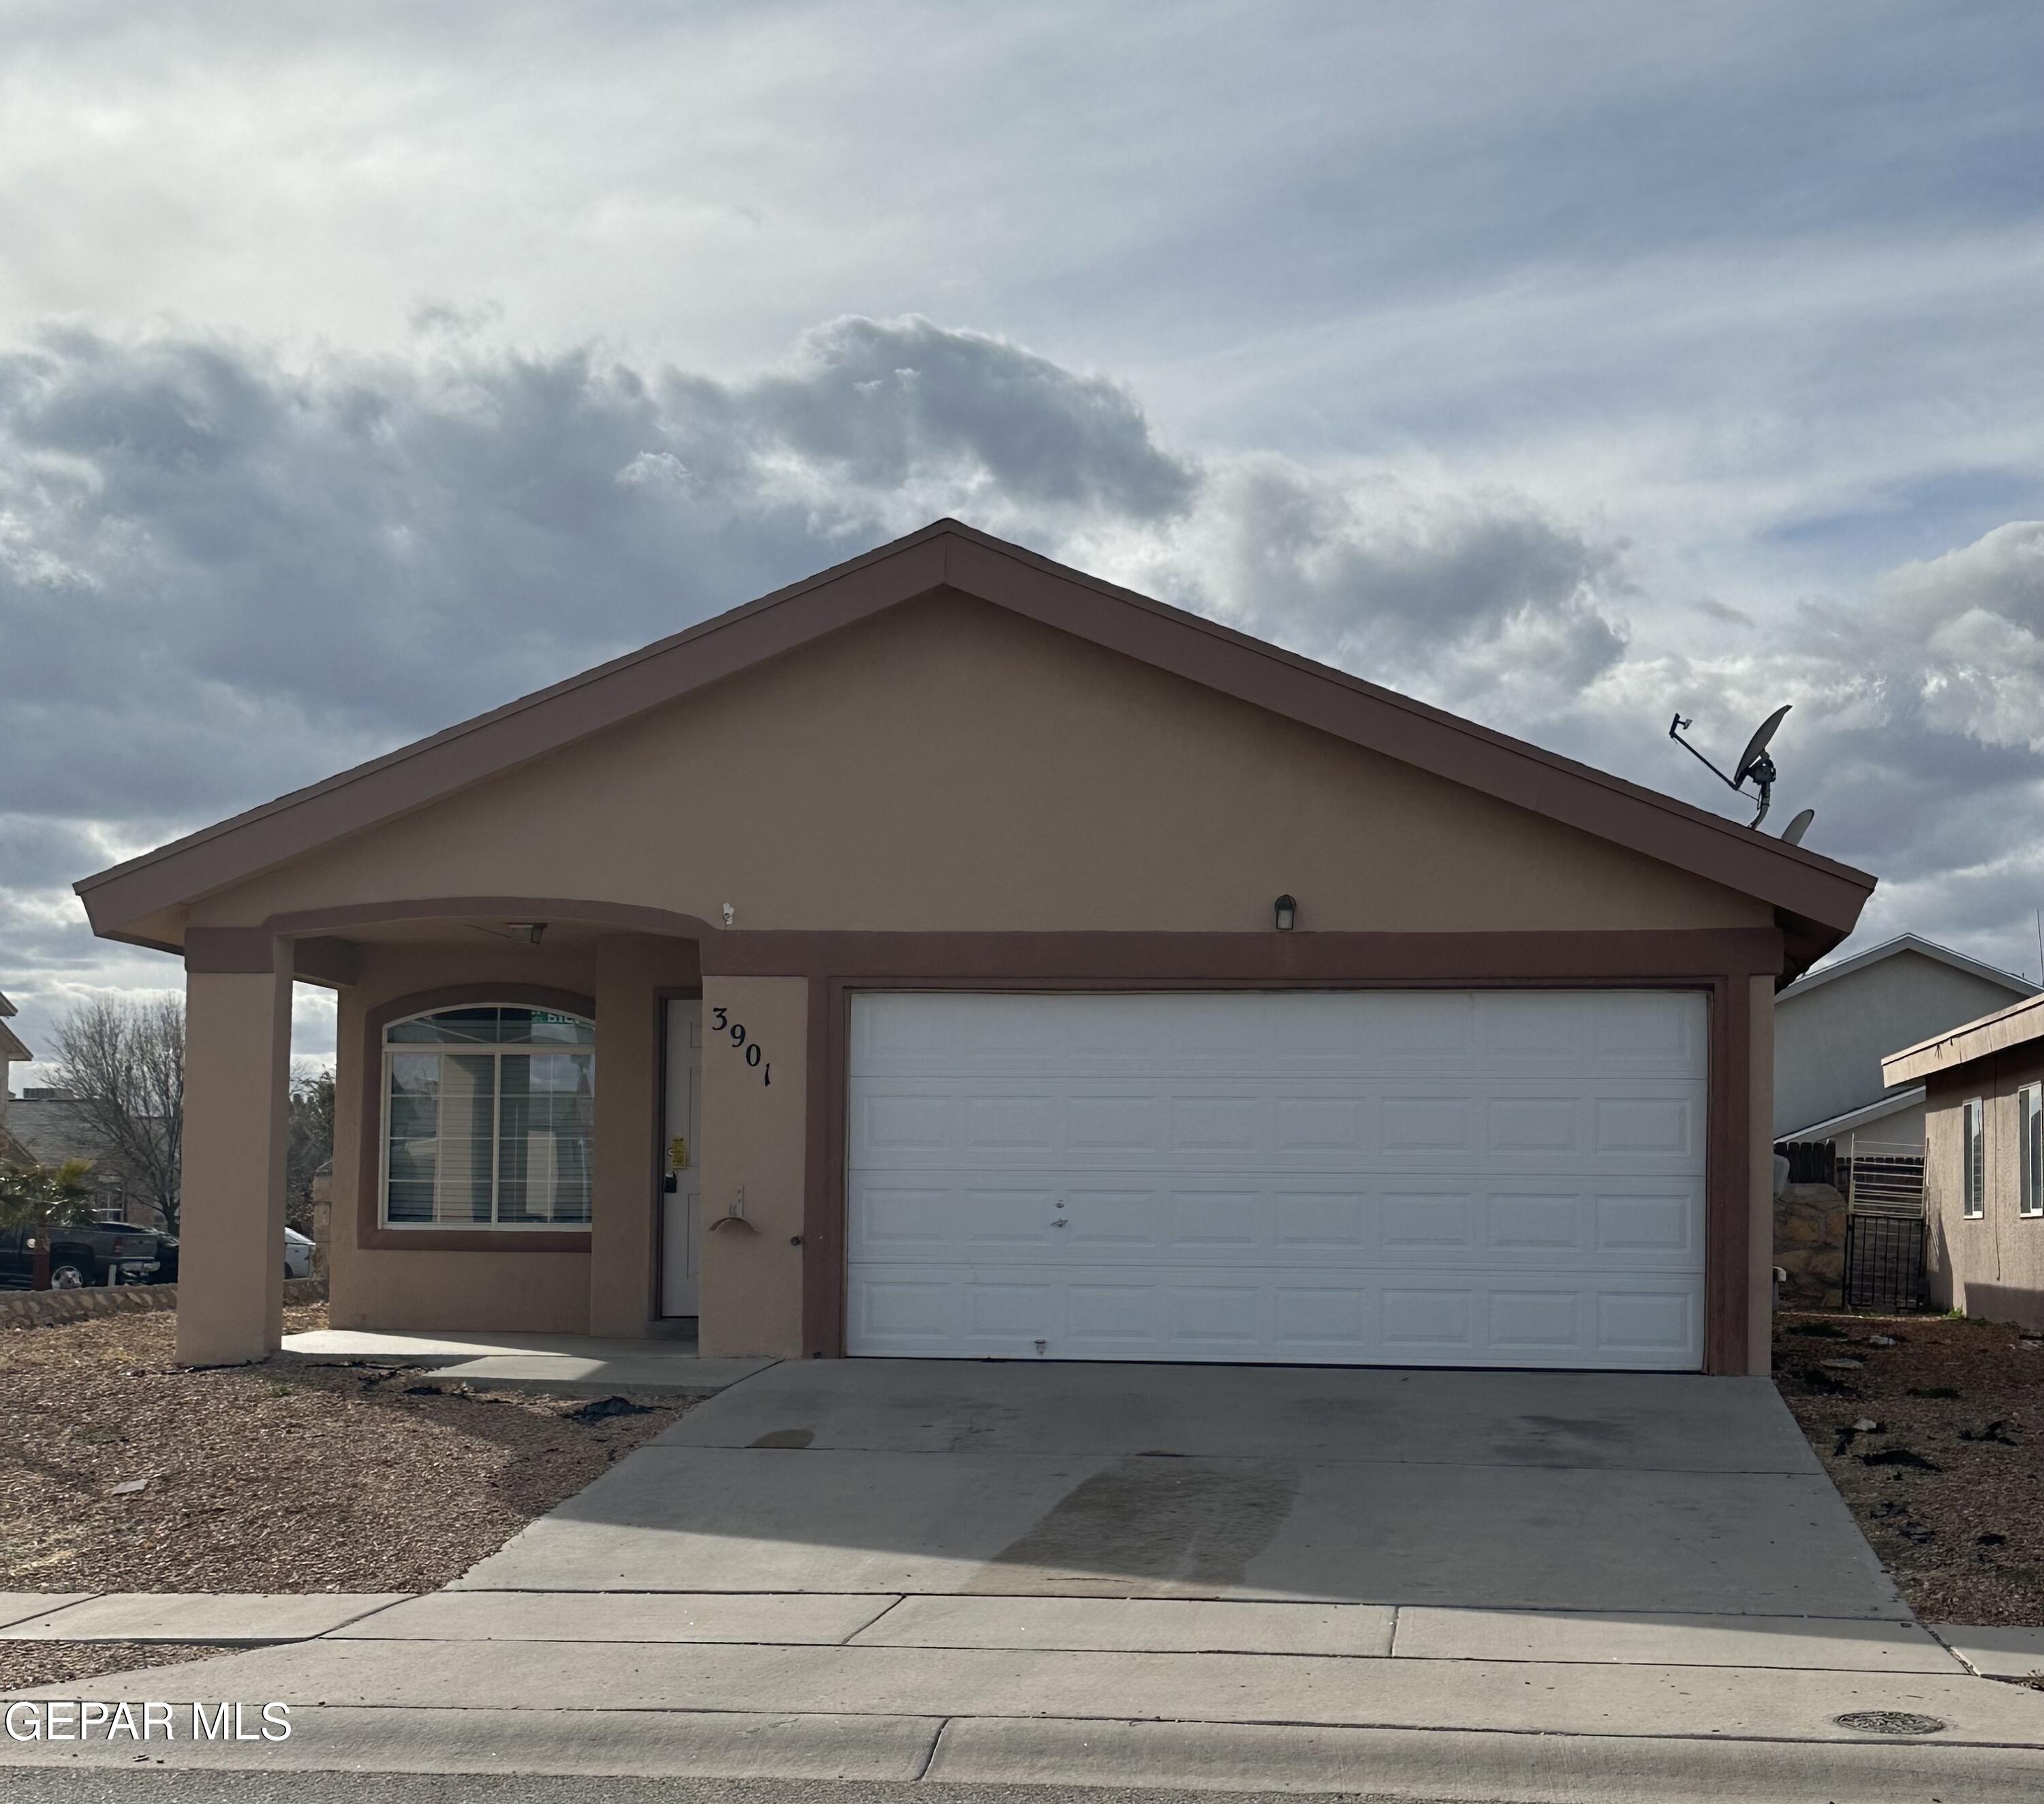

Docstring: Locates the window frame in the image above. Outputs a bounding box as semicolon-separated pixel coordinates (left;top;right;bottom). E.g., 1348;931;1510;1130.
2022;1084;2044;1220
378;1005;595;1232
1962;1095;1986;1220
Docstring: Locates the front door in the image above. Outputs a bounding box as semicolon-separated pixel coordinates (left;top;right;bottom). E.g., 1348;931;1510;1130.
662;999;702;1317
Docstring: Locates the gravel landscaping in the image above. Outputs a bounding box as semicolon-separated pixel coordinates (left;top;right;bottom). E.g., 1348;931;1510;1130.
1775;1309;2044;1626
0;1303;689;1692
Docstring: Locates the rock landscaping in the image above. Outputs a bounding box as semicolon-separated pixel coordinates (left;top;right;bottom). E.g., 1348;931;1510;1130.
1776;1309;2044;1626
0;1303;690;1691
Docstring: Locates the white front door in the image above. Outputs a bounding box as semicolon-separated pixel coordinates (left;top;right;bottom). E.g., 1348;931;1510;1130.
662;999;702;1317
846;989;1709;1370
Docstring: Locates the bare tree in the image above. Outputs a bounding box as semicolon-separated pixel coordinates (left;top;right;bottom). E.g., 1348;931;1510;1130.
286;1061;335;1233
48;994;185;1232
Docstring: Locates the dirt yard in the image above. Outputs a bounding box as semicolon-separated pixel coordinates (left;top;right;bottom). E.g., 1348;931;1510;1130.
1775;1309;2044;1626
1;1303;688;1692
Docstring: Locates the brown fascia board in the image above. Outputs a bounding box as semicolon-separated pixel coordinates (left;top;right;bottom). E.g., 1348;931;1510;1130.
1883;990;2044;1088
75;517;1875;946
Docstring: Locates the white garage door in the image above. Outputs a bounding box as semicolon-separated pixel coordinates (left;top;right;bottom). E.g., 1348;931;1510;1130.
846;990;1708;1370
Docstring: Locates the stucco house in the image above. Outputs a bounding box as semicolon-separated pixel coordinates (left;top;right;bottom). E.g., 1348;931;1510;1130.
74;521;1874;1375
1774;934;2036;1157
0;990;30;1161
1884;995;2044;1331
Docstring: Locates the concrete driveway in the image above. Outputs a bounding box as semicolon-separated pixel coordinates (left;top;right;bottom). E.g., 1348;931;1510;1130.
456;1358;1908;1618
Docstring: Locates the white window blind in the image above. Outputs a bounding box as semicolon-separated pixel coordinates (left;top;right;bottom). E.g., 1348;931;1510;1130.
382;1006;594;1228
1963;1097;1985;1220
2022;1085;2042;1219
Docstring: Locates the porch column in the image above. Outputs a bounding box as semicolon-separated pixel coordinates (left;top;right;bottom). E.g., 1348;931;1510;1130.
178;932;292;1366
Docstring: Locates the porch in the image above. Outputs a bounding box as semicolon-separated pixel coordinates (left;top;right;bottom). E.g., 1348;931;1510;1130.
278;1326;775;1398
172;902;809;1369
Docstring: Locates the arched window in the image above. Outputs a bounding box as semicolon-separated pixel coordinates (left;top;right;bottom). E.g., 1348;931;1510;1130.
382;1006;594;1228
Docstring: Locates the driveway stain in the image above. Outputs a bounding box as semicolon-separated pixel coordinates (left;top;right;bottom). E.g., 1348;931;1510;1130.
748;1428;814;1448
966;1457;1301;1596
1489;1415;1636;1465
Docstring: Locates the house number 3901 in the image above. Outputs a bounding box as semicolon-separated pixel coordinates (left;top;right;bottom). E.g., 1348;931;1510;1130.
711;1007;771;1086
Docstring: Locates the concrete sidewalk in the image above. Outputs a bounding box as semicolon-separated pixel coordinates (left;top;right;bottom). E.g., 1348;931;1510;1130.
5;1592;2044;1800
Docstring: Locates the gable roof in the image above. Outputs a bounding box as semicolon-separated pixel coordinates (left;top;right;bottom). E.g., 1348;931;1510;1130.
76;518;1874;963
1779;933;2039;1007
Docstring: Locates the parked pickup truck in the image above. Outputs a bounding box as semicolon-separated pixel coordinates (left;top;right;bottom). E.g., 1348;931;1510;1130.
0;1222;162;1290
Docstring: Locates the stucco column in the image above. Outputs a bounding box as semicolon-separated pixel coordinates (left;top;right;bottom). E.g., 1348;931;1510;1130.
698;976;807;1358
179;937;292;1366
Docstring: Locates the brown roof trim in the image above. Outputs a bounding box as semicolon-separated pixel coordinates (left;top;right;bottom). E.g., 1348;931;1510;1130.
1883;990;2044;1087
75;518;1874;945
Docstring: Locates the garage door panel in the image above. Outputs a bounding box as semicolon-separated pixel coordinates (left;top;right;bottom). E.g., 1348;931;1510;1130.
848;1265;1703;1367
847;991;1707;1370
1168;1189;1263;1247
850;1172;1703;1273
850;1076;1703;1174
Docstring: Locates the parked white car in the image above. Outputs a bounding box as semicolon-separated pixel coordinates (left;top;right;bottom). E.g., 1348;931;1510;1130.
283;1227;315;1279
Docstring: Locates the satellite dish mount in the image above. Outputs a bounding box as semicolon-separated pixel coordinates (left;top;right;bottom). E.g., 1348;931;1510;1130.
1667;704;1792;829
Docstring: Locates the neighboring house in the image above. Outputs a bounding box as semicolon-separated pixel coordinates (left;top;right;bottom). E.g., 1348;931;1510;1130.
74;520;1875;1376
0;989;29;1145
1774;935;2036;1155
0;991;29;1167
1884;996;2044;1331
3;1089;154;1219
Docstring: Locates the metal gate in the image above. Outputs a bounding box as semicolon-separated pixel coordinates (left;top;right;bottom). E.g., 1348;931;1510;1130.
1842;1213;1926;1312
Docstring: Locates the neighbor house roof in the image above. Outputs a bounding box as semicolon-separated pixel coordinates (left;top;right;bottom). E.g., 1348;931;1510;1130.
1782;1086;1927;1142
1778;932;2039;1006
1885;991;2044;1088
75;518;1876;967
0;1020;28;1066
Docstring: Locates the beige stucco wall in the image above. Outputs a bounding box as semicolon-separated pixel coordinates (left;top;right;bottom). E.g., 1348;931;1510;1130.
1925;1053;2044;1331
696;977;808;1358
190;595;1771;937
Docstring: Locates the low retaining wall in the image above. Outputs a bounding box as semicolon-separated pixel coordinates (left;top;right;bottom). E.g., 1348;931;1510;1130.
0;1276;327;1332
1776;1181;1848;1309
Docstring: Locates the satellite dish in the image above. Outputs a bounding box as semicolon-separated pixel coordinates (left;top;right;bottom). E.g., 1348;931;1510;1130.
1733;704;1792;790
1780;808;1815;846
1667;702;1797;828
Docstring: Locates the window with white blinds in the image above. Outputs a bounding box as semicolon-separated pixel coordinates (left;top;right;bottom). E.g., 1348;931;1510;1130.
1963;1097;1985;1220
382;1006;595;1228
2022;1085;2042;1219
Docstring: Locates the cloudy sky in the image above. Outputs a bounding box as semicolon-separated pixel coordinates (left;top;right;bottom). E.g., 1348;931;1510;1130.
2;0;2041;1067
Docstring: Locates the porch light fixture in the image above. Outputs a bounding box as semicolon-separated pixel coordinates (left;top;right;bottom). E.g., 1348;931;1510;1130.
1273;895;1297;931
